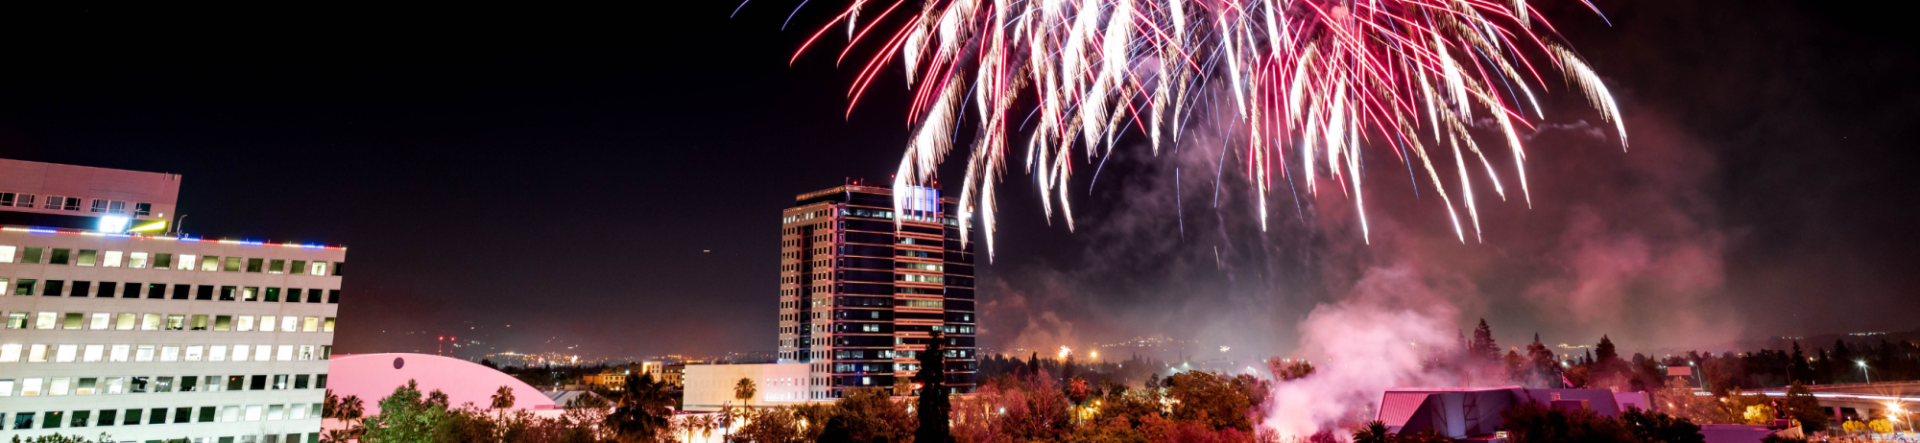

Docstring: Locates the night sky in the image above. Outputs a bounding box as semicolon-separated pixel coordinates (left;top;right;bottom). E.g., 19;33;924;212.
0;2;1912;360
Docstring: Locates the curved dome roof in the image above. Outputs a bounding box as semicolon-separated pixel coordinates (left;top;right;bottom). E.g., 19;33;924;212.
328;353;557;415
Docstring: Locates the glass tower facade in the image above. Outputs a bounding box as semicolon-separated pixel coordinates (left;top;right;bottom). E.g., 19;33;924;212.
777;184;977;399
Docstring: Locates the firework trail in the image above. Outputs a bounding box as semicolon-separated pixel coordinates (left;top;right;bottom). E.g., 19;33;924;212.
784;0;1626;260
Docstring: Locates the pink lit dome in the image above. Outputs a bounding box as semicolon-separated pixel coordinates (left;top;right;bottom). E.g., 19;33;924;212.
327;353;557;415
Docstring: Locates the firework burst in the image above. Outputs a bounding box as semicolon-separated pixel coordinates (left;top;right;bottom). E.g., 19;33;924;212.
786;0;1626;260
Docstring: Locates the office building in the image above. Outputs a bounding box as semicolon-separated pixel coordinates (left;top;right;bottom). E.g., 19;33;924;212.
777;182;977;399
0;159;345;443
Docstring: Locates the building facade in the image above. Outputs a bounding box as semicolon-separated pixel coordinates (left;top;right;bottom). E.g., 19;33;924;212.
777;183;977;400
681;363;811;411
0;159;344;443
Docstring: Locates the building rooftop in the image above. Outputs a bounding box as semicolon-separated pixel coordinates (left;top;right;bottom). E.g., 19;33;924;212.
0;225;345;250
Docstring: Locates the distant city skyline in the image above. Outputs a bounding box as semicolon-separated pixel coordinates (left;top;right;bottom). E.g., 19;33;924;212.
0;3;1910;362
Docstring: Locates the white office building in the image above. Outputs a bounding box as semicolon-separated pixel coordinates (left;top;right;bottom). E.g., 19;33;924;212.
0;159;344;443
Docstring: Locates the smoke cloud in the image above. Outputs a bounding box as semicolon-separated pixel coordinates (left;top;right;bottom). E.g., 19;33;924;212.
1265;264;1467;436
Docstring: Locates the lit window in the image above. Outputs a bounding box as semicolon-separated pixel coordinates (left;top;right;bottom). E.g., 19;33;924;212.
140;314;161;330
177;254;197;270
299;345;317;360
323;317;336;332
109;345;129;362
200;256;220;271
35;312;55;329
135;345;155;362
134;202;151;216
268;404;286;420
245;405;262;421
76;249;97;266
21;378;42;396
127;252;147;268
20;247;41;264
3;312;20;329
254;345;270;361
241;287;258;302
0;344;19;362
76;377;97;395
260;315;277;332
309;262;328;276
303;317;319;332
281;316;297;332
0;245;13;263
269;259;286;274
236;316;254;332
166;315;185;330
28;344;48;362
115;313;135;330
82;345;103;362
161;346;179;362
231;345;250;362
63;312;82;329
185;345;204;361
88;313;108;330
276;345;293;361
208;345;227;362
54;345;77;362
103;251;123;267
223;257;242;272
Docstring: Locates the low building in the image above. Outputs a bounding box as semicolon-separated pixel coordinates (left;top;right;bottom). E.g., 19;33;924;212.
1379;387;1648;438
680;363;813;411
581;370;626;392
659;363;685;387
1380;386;1802;443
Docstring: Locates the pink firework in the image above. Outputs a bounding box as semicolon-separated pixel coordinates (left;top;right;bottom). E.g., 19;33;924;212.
790;0;1626;259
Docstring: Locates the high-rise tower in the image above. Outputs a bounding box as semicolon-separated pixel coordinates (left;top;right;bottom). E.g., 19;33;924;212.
777;182;976;399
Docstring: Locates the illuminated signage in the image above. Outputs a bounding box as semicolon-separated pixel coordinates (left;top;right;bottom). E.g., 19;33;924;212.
127;220;168;233
904;186;940;214
98;216;129;233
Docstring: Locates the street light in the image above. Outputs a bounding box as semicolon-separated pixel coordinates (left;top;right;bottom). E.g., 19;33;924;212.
1858;361;1871;384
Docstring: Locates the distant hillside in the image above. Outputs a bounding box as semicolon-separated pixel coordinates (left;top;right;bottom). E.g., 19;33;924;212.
1758;326;1920;352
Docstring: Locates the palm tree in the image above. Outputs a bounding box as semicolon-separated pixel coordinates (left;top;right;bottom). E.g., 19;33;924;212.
696;414;716;442
491;385;517;410
734;377;758;409
1353;420;1394;443
320;392;366;442
606;372;675;442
